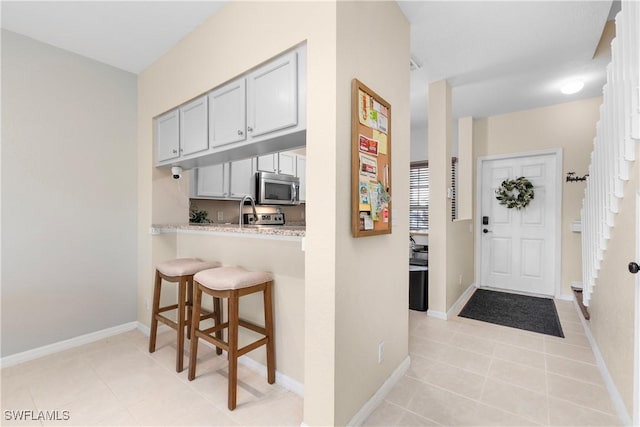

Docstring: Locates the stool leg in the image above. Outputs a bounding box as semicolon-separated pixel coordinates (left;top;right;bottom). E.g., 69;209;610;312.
188;283;203;381
176;277;187;372
264;282;276;384
148;270;162;353
228;293;239;410
186;279;193;340
214;297;223;355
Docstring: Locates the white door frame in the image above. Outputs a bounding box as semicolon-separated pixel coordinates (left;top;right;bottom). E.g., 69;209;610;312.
634;190;640;427
475;148;563;298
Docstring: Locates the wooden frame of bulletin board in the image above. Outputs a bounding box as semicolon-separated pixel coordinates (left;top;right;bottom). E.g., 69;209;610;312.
351;79;392;237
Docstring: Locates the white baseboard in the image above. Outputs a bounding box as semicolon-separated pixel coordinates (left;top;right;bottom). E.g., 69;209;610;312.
426;310;447;320
0;321;139;368
137;321;304;397
237;353;304;397
556;293;575;301
425;283;477;321
573;301;632;426
446;283;477;319
346;355;411;426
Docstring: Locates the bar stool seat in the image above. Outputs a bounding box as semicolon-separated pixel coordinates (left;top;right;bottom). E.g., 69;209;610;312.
149;258;221;372
188;266;275;410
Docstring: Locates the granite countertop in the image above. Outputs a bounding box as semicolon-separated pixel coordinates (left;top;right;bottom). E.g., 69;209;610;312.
154;223;306;237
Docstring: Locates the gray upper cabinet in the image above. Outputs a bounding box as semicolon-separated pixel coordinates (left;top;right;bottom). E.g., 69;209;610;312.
209;79;246;148
156;110;180;163
247;51;298;139
229;158;255;198
256;151;296;175
155;45;305;168
179;96;209;156
193;158;255;200
256;154;277;173
296;155;306;202
194;163;228;198
277;151;296;175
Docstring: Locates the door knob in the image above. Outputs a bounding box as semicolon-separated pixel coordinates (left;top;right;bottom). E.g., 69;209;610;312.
629;262;640;274
483;228;491;234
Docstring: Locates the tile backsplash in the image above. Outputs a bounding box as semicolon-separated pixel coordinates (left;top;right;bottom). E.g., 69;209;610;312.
190;199;305;226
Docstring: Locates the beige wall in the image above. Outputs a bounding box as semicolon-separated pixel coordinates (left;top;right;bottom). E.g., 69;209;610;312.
588;145;638;417
1;30;138;356
428;81;475;314
474;97;602;296
334;2;410;425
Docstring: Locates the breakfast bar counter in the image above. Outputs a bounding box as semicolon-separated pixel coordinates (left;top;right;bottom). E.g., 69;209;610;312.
150;222;305;392
152;223;305;239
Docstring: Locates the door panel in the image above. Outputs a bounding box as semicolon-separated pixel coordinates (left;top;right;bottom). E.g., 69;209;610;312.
490;238;512;274
480;153;557;295
521;239;544;278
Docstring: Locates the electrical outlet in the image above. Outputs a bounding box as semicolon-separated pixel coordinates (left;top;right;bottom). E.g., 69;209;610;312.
217;211;224;221
458;274;463;285
378;342;384;364
145;298;150;311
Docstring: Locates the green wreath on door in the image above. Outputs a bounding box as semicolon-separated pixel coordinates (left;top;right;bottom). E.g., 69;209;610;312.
495;177;534;209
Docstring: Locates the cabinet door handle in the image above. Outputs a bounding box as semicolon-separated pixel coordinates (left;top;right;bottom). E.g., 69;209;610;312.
247;126;253;133
172;149;177;154
237;130;244;136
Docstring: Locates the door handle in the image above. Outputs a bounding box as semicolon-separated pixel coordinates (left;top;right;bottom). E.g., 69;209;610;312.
629;262;640;274
483;228;492;234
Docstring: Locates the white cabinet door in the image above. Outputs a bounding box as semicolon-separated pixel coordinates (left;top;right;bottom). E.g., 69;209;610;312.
296;156;306;202
156;110;180;163
278;152;296;175
247;51;298;138
179;96;209;156
229;158;255;198
195;163;229;198
209;79;246;148
256;154;277;173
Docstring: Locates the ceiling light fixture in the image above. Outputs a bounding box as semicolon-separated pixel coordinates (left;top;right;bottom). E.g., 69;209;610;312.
561;80;584;95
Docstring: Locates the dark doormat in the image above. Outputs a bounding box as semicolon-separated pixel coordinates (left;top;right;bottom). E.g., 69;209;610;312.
458;289;564;338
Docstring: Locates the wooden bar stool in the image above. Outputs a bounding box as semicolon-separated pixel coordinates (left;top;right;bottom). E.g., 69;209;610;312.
149;258;221;372
188;266;275;410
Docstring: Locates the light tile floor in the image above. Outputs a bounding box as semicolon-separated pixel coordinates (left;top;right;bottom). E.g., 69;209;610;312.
1;329;302;426
1;298;623;427
364;298;623;427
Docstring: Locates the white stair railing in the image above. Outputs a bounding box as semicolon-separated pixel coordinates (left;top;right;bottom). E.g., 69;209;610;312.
582;0;640;305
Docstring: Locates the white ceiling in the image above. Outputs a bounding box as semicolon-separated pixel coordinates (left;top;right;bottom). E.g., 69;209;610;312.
399;0;616;125
1;1;617;128
0;1;226;74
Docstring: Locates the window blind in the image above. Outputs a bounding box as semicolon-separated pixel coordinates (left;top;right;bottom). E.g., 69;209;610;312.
410;162;429;232
409;158;458;233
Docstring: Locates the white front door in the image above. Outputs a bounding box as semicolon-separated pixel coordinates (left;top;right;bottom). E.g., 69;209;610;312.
480;153;558;296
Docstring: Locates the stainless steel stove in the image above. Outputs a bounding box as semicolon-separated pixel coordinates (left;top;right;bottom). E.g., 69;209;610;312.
243;213;285;226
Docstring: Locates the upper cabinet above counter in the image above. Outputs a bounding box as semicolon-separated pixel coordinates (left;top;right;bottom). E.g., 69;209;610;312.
155;45;306;169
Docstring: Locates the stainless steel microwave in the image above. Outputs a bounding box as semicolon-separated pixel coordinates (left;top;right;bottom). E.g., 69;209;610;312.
256;171;300;205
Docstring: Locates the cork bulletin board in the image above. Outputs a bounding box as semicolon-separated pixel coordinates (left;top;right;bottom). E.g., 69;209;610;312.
351;79;392;237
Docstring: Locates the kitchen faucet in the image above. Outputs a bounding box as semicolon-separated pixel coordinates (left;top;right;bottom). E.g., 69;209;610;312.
239;195;258;228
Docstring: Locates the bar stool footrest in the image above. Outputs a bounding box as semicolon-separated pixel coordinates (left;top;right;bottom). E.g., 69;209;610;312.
238;319;268;336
